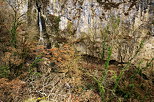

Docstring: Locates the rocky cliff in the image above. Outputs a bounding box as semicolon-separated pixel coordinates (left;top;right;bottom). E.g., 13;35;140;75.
6;0;154;66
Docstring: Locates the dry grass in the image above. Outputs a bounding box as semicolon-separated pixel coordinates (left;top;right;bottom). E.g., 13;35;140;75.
0;78;26;102
0;1;153;102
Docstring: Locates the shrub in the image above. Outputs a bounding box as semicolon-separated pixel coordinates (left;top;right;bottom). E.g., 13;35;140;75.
0;66;10;78
0;78;26;102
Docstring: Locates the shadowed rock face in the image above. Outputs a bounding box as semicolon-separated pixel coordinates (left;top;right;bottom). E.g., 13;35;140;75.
81;54;128;66
7;0;154;66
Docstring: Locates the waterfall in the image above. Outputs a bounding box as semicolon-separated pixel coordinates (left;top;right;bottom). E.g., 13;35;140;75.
36;0;44;45
38;11;44;45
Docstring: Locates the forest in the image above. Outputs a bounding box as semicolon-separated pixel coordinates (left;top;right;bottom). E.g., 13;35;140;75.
0;0;154;102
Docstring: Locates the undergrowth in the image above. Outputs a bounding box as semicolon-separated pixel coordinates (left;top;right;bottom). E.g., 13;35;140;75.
0;1;153;102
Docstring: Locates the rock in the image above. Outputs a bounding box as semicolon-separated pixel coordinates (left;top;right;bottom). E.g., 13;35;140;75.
6;0;154;67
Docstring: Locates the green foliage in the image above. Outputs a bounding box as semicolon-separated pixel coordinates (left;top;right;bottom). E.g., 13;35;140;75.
143;58;154;69
30;55;44;68
101;40;106;60
113;40;144;98
100;26;108;60
101;47;112;101
129;40;144;62
114;40;145;90
28;56;44;76
49;15;61;33
110;16;120;30
29;71;42;77
10;20;18;48
104;47;112;70
4;0;25;48
0;65;10;78
100;16;120;60
92;47;112;102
